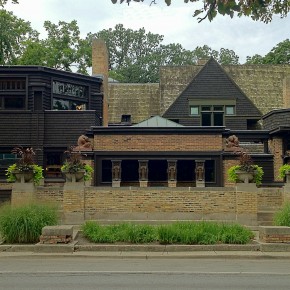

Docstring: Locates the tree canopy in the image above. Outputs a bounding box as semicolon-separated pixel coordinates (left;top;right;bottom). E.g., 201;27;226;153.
1;6;289;83
0;0;18;7
111;0;290;23
246;39;290;64
0;9;38;65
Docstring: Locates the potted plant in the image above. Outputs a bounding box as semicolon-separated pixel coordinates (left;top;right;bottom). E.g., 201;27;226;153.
61;147;93;182
6;147;44;185
227;150;264;185
278;164;290;183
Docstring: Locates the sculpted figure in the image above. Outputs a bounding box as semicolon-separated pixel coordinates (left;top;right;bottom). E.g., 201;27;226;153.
139;164;148;181
225;135;240;151
74;135;92;151
168;165;176;181
195;165;204;181
112;165;120;181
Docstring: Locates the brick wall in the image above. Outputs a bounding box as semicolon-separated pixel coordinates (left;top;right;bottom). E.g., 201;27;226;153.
268;137;283;181
257;188;283;210
35;186;63;209
94;134;222;151
223;158;239;187
84;187;258;225
16;185;285;226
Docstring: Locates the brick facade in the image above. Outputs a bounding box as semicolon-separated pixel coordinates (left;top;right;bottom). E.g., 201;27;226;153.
94;134;222;152
9;183;288;226
268;137;284;182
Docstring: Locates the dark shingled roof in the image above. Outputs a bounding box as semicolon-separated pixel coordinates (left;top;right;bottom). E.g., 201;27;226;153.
163;58;262;119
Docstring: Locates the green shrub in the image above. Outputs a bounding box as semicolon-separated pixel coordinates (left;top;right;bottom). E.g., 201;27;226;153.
82;221;254;245
0;203;58;243
274;203;290;226
82;222;158;243
278;164;290;179
158;222;253;245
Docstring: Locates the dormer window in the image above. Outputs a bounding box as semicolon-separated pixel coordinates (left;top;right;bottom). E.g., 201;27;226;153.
189;100;236;126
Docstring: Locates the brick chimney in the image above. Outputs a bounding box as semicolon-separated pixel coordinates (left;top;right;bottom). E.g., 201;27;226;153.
92;39;109;126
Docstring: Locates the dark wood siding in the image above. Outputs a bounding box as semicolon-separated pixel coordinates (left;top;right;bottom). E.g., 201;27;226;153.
28;73;52;110
252;155;274;184
44;111;97;147
0;112;32;146
225;117;247;130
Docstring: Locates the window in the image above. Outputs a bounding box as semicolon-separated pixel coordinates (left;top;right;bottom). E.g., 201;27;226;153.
0;96;25;110
0;153;18;166
225;105;235;115
121;114;131;123
200;105;224;126
0;78;26;91
52;81;87;98
53;98;87;110
190;106;199;115
189;100;236;126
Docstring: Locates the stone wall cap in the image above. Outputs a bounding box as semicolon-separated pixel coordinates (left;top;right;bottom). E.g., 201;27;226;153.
42;225;74;236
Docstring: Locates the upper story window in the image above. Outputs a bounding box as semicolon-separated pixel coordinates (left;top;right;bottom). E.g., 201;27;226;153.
53;81;88;98
225;105;235;115
190;106;199;115
0;78;26;91
52;98;87;111
189;99;236;126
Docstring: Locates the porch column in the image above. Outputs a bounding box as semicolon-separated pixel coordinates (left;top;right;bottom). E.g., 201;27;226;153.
167;159;177;187
195;160;205;187
111;160;122;187
138;160;148;187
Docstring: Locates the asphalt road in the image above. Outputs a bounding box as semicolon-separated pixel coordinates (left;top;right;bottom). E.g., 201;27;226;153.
1;256;290;290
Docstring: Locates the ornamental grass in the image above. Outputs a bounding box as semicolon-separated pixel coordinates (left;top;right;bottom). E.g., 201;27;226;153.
82;221;254;245
0;203;58;244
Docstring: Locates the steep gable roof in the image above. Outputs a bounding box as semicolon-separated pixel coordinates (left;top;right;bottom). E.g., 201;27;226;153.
163;58;262;119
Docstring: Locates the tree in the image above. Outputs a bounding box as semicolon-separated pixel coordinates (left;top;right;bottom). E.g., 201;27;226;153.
192;45;219;63
111;0;290;23
246;39;290;64
246;54;265;64
191;45;239;65
0;0;18;7
18;20;87;73
218;48;239;65
263;39;290;64
0;9;38;65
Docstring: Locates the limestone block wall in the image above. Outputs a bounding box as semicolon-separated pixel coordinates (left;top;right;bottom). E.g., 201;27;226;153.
108;64;290;124
108;83;160;124
159;65;202;115
94;134;222;152
225;65;290;115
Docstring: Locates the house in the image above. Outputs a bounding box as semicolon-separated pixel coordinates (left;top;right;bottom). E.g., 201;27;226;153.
88;58;275;187
0;66;103;180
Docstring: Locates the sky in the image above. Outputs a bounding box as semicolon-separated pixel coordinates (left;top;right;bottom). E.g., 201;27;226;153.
5;0;290;64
